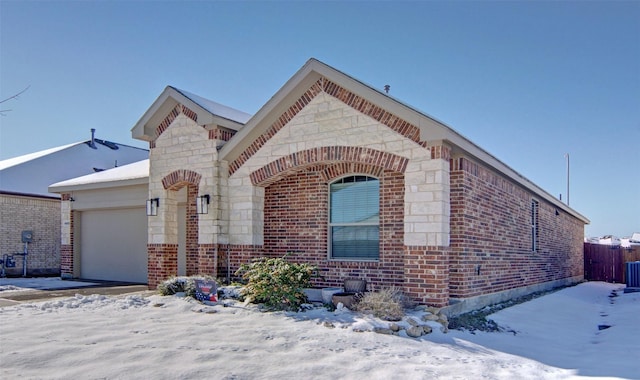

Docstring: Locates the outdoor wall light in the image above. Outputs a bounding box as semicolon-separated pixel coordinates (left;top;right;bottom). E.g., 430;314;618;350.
196;194;210;215
146;198;159;216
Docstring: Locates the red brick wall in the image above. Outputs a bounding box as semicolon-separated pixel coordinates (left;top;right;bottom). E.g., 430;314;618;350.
217;244;264;280
186;185;199;276
449;156;584;299
404;246;449;306
60;244;73;277
197;244;218;277
148;243;178;289
250;165;406;292
217;165;454;306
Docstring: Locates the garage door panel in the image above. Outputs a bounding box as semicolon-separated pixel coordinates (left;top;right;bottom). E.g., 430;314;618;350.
79;208;147;283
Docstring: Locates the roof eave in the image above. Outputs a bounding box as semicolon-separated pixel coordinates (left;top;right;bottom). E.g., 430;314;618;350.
49;176;149;193
131;86;245;141
219;58;590;224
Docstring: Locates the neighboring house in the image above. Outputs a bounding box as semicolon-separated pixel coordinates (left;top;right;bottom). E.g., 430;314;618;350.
598;235;622;246
51;59;589;311
49;160;150;282
621;233;640;248
0;132;148;276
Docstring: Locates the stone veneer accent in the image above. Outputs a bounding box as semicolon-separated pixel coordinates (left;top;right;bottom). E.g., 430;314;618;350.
149;104;198;149
146;108;225;287
227;90;450;248
229;77;421;175
140;72;584;307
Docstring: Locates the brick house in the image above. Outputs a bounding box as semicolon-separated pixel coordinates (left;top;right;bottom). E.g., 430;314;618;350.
55;59;588;310
0;134;148;276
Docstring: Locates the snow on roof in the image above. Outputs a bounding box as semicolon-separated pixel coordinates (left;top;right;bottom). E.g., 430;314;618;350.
172;87;252;124
49;159;149;191
1;139;148;197
0;142;83;170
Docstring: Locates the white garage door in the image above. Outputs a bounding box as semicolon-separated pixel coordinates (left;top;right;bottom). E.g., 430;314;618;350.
79;208;147;283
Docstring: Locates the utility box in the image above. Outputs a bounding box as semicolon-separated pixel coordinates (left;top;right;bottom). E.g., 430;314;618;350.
627;262;640;289
21;230;33;243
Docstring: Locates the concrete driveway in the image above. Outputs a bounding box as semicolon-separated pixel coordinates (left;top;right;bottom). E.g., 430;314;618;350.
0;277;150;307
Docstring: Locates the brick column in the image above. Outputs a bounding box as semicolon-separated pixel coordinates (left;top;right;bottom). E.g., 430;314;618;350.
148;244;178;288
198;244;217;277
186;185;199;275
403;245;450;307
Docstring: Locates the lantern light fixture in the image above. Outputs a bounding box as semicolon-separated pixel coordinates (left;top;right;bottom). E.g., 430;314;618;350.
146;198;159;216
196;194;210;214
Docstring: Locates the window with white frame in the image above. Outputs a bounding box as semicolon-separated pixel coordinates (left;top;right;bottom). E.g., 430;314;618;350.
329;175;380;260
531;199;539;252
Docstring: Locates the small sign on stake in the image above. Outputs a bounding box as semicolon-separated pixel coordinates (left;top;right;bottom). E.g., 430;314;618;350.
194;279;218;302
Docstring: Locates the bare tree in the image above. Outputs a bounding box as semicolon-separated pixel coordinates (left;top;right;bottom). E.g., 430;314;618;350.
0;85;30;115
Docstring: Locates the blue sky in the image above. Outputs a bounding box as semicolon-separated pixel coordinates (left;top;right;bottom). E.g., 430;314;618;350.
1;1;638;238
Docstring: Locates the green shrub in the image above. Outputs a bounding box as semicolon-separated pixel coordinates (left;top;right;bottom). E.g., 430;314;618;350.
235;257;316;311
354;287;411;321
157;275;215;298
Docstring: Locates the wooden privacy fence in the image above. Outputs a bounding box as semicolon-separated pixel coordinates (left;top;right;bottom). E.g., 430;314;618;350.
584;243;640;284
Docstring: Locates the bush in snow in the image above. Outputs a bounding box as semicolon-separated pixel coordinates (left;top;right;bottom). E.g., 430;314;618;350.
157;276;216;298
354;287;412;321
235;257;316;311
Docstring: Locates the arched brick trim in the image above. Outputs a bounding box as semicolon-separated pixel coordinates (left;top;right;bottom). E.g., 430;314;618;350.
161;169;202;190
250;146;408;186
321;79;421;142
153;104;199;144
320;162;384;182
229;77;421;175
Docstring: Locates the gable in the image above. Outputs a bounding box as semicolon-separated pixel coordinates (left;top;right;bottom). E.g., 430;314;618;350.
219;58;588;223
131;86;250;144
226;77;423;176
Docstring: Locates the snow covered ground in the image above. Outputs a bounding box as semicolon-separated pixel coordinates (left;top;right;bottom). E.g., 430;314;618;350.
0;281;637;380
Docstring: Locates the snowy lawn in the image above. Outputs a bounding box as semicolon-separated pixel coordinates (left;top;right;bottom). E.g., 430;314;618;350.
0;282;637;380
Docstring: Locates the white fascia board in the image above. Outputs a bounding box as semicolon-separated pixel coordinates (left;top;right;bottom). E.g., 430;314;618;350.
49;176;149;194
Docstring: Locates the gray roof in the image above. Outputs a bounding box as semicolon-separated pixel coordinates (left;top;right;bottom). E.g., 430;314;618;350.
172;87;252;124
49;159;149;192
0;139;148;198
131;86;251;142
219;58;590;224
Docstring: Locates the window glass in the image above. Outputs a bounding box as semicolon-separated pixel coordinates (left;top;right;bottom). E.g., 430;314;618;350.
329;176;379;260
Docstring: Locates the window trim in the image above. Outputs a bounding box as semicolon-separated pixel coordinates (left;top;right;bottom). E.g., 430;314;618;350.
327;174;380;261
531;198;539;252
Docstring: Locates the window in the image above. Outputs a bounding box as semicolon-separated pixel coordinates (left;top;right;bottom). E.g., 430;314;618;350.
531;199;539;252
329;175;379;260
